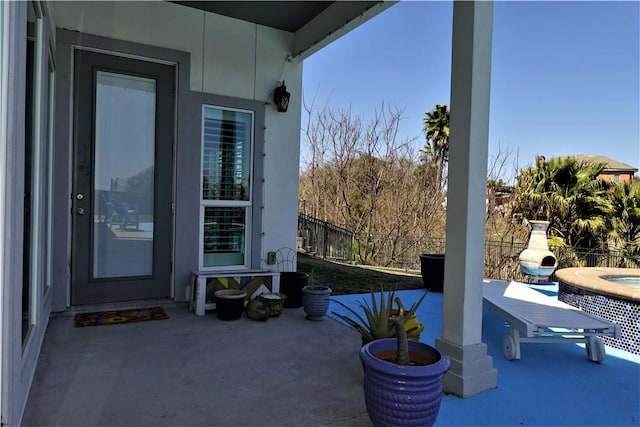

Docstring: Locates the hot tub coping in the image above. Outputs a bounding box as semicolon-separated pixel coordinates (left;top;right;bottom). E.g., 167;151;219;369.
555;267;640;300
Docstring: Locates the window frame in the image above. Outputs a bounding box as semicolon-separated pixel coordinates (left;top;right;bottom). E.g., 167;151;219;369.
199;103;255;271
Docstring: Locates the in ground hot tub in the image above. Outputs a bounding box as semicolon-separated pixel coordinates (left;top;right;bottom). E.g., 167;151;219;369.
601;275;640;288
556;267;640;355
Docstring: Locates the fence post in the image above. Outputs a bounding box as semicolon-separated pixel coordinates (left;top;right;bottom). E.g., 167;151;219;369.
323;220;328;259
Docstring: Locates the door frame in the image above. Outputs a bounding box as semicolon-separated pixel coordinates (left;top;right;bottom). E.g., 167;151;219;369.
53;30;192;310
70;49;175;305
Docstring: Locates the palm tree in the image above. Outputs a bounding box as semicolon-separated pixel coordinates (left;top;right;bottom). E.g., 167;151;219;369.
515;155;613;251
606;181;640;267
422;104;450;192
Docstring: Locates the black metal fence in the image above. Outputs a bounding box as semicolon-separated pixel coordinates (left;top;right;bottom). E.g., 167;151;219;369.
356;235;637;281
297;212;638;280
297;213;354;261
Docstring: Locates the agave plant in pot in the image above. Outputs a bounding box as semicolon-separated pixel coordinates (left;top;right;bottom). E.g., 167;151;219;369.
332;287;427;346
359;298;450;427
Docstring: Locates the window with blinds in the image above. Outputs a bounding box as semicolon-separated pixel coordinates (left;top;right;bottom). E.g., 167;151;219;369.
200;106;253;269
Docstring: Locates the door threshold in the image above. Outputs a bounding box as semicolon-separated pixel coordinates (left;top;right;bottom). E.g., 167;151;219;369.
52;299;187;318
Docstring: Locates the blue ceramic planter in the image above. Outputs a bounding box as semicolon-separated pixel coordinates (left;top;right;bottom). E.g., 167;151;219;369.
359;338;450;427
302;285;332;320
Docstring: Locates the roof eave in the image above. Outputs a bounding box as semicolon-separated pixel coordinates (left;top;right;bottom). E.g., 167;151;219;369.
292;0;396;59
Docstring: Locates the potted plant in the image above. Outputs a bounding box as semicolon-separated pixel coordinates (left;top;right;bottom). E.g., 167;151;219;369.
302;271;332;321
257;292;287;317
332;287;427;346
359;298;450;427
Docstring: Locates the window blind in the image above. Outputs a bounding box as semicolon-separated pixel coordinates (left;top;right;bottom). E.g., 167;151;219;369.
202;117;250;201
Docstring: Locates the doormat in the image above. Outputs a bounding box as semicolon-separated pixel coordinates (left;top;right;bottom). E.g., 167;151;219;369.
74;307;169;327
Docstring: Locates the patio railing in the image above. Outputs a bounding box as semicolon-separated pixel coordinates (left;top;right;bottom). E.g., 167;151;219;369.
297;212;637;280
358;236;637;281
297;212;354;261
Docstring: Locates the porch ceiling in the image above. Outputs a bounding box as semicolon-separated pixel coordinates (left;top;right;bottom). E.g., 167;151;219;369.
171;1;335;32
170;0;390;58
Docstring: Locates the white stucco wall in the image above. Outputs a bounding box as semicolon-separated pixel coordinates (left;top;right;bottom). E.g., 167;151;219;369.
51;1;304;265
53;2;205;89
262;62;303;261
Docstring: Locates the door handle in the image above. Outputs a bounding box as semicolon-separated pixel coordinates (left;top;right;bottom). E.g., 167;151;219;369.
76;207;86;215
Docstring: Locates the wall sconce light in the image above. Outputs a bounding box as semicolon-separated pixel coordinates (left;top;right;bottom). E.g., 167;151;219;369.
273;81;290;113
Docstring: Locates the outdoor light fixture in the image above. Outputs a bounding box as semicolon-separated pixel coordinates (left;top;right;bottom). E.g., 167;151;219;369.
273;81;290;113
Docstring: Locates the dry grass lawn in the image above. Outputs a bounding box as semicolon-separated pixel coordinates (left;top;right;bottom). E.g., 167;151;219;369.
296;252;425;295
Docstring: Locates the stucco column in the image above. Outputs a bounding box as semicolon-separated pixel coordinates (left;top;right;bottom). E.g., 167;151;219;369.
435;0;498;397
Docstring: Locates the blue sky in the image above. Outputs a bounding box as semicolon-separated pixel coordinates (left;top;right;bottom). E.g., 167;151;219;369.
302;1;640;180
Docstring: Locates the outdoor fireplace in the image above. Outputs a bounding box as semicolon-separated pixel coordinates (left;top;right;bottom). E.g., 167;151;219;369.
518;220;558;281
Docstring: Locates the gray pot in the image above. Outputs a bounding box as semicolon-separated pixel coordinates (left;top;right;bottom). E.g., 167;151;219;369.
302;285;332;321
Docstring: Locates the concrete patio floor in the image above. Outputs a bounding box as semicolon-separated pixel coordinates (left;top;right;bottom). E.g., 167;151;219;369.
22;286;640;427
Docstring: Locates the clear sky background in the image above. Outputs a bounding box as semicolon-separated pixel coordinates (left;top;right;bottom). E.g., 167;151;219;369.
301;1;640;181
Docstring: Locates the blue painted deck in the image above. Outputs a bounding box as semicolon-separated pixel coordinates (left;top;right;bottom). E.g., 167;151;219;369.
330;285;640;427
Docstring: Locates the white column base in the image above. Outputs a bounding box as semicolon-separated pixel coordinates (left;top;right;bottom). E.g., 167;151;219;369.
436;337;498;398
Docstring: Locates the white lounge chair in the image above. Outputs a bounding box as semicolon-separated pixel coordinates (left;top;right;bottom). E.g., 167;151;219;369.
483;280;621;362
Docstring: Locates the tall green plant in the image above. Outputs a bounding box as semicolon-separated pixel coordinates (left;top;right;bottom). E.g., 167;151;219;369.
515;155;613;250
422;104;450;192
606;181;640;266
332;287;428;345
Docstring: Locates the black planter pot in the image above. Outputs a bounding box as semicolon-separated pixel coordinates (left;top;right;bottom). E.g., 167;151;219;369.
280;272;308;308
419;254;445;293
214;289;247;321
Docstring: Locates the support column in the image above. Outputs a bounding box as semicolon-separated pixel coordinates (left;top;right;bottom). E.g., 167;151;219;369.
435;0;497;398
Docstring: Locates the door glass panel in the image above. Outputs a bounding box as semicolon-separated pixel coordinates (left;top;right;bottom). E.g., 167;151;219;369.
93;71;155;278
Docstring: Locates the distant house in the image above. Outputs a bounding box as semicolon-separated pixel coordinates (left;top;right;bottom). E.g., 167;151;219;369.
574;155;638;183
486;184;514;215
